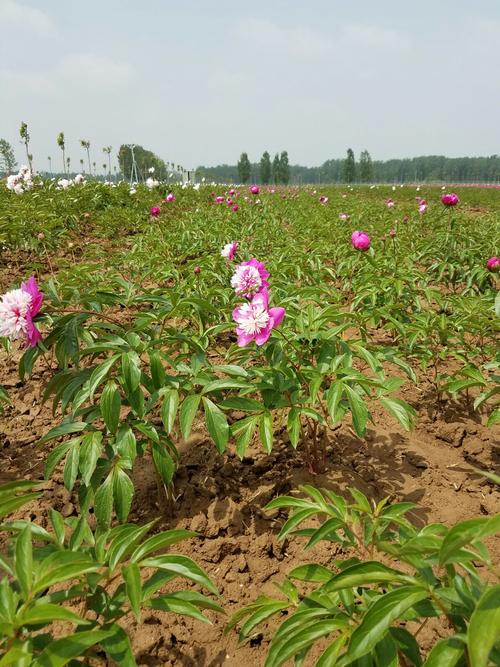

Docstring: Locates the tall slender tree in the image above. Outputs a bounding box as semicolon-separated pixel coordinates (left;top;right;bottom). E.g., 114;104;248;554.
0;139;17;174
237;152;251;183
343;148;356;183
280;151;290;184
80;140;91;175
272;153;281;184
57;132;66;175
19;122;32;171
259;151;271;184
359;150;373;182
102;146;112;179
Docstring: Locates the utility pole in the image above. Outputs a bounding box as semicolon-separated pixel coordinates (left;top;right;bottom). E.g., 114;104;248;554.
128;144;139;184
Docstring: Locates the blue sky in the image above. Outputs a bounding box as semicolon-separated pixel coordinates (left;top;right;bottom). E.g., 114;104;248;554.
1;0;499;171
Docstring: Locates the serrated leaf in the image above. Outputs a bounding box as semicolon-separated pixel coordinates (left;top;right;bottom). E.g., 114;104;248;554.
33;629;114;667
123;562;141;621
21;604;89;626
379;396;416;431
287;408;301;448
467;585;500;667
340;586;428;665
203;397;229;453
234;416;257;459
113;467;134;523
344;385;369;437
121;351;141;393
131;529;195;563
152;440;176;486
100;381;121;434
94;473;114;528
62;442;79;491
38;422;88;446
179;394;200;440
259;411;273;454
439;515;500;566
422;636;464;667
15;525;32;599
139;555;217;594
79;431;103;486
161;389;179;434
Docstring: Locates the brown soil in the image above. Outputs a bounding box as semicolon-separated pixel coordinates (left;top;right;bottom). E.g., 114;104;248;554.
1;234;499;665
1;339;499;666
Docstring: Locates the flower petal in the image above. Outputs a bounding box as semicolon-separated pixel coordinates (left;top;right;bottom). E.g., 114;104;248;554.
269;307;285;328
236;331;255;347
255;325;272;346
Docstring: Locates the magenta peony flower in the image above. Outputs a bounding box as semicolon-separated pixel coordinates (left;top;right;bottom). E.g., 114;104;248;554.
386;198;395;208
226;197;233;206
150;206;161;217
231;258;269;298
339;213;350;221
165;193;176;203
215;195;225;203
232;204;239;212
221;241;238;262
351;231;371;251
0;276;43;347
441;193;459;206
249;185;260;195
229;188;236;196
319;195;328;203
233;289;285;347
486;256;500;273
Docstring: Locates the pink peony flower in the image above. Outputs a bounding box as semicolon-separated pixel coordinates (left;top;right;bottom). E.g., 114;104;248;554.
226;198;233;206
351;231;371;251
419;203;427;214
221;241;238;262
233;289;285;347
193;266;201;274
441;193;459;206
389;229;396;238
339;213;350;221
232;204;239;212
215;195;225;203
150;206;161;217
386;198;395;208
249;185;260;195
0;277;43;347
165;193;176;203
229;188;236;196
319;195;328;203
486;256;500;273
231;258;269;298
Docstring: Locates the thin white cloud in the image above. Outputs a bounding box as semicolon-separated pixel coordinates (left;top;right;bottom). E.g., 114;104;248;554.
240;18;332;60
55;53;133;89
0;0;54;35
340;23;410;51
466;17;500;61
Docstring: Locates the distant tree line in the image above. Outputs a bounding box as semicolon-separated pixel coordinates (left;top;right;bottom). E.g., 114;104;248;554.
233;151;290;184
196;150;500;185
2;135;499;185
